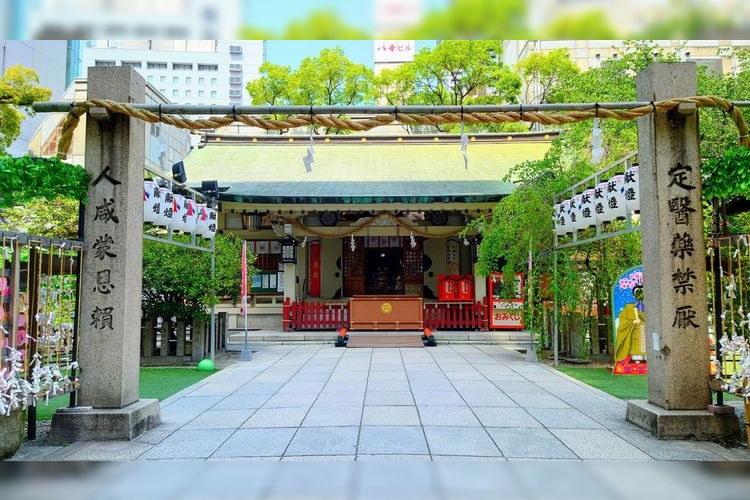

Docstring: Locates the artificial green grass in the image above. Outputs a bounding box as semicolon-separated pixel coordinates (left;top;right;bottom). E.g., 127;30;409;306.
556;364;648;400
557;364;745;402
29;367;214;421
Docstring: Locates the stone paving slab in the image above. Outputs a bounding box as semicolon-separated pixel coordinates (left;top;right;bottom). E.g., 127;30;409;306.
8;343;750;464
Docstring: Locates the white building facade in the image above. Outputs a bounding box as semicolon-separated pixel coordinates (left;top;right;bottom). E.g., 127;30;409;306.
82;40;265;109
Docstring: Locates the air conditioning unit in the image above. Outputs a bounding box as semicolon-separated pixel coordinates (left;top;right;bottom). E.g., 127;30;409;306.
229;45;242;54
229;64;242;72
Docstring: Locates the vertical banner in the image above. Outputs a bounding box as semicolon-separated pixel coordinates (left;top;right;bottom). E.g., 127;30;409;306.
309;241;321;298
612;266;647;374
241;240;248;317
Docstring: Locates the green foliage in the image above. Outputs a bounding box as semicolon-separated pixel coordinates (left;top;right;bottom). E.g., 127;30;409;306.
0;197;80;239
400;0;529;39
0;65;52;152
515;48;579;104
374;41;520;132
540;11;618;39
703;146;750;200
240;9;368;40
142;232;255;321
0;155;90;209
246;47;374;134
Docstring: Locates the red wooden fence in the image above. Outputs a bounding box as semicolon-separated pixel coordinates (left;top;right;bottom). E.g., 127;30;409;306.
283;298;349;331
283;298;489;331
422;299;489;331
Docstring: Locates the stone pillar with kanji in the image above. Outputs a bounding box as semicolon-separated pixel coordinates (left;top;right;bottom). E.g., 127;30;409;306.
49;66;160;443
627;62;737;441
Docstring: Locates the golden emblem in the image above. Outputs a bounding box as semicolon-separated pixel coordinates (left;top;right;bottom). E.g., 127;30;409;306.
380;302;393;315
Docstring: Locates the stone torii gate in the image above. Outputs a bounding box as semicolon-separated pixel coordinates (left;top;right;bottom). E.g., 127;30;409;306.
43;63;740;442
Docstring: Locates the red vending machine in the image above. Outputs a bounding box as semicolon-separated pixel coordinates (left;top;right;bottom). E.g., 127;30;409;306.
488;272;524;329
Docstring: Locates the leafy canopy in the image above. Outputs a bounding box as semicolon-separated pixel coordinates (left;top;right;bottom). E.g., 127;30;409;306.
142;232;256;321
0;65;52;152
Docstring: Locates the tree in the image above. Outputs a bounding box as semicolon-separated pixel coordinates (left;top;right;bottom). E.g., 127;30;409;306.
0;65;52;152
515;48;579;104
374;40;521;132
142;232;255;321
239;10;368;40
400;0;529;39
246;47;375;134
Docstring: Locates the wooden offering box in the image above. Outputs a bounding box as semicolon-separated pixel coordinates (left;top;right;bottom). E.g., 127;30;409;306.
349;295;423;330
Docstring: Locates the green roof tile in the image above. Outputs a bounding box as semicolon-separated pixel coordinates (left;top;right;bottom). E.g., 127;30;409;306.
183;139;551;204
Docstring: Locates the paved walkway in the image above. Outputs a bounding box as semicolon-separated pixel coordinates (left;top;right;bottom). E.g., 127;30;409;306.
9;344;750;462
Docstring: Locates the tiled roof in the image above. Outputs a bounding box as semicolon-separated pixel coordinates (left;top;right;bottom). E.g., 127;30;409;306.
183;135;553;204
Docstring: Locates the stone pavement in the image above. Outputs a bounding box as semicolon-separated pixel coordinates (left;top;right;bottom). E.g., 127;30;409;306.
8;344;750;462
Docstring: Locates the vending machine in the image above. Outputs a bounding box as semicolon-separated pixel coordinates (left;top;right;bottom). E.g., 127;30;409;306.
488;272;524;330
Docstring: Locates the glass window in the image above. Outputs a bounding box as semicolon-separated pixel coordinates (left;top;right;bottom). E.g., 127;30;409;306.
198;90;204;97
147;62;167;70
185;90;191;97
198;77;204;84
185;77;192;84
198;64;218;71
147;75;154;83
172;89;178;97
94;60;115;67
173;63;193;71
210;91;217;98
173;76;179;84
160;76;166;83
211;78;217;85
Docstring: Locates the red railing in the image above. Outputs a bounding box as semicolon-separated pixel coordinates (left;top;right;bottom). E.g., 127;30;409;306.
422;299;489;331
283;298;349;331
282;298;489;331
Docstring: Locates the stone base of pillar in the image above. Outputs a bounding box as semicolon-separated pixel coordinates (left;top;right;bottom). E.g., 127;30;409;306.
626;399;739;441
47;399;160;444
0;409;24;459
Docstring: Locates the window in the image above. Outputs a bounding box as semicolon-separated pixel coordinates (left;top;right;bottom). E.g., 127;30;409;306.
159;89;166;94
173;76;179;84
173;63;193;71
211;78;217;85
229;89;241;97
229;76;242;85
229;64;242;72
160;76;166;83
95;60;115;67
185;77;192;84
229;45;243;54
150;124;160;136
147;62;167;70
121;60;141;68
185;90;191;97
172;90;178;97
198;90;204;97
210;91;217;98
147;75;154;83
198;77;204;84
198;64;218;72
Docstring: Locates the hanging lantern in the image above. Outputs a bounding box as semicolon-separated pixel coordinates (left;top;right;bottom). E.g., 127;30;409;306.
558;199;572;235
553;203;565;236
571;193;586;231
143;180;161;223
624;165;640;214
171;194;186;232
183;199;198;233
202;207;217;239
594;181;608;224
280;236;298;264
195;203;209;235
155;187;173;227
606;174;627;220
580;188;596;228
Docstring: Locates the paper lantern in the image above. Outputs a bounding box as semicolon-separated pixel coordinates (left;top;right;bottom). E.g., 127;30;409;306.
143;180;161;223
580;188;596;228
607;174;627;220
202;207;217;239
558;199;572;235
171;194;185;231
183;199;198;233
155;187;173;227
571;193;587;231
593;181;608;224
195;204;209;235
553;203;565;236
624;165;640;214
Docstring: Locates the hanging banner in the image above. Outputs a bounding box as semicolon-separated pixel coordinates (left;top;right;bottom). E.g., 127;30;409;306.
612;265;647;374
308;241;321;298
241;240;248;317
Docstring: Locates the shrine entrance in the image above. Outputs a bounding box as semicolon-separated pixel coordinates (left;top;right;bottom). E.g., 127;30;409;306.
342;236;424;297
